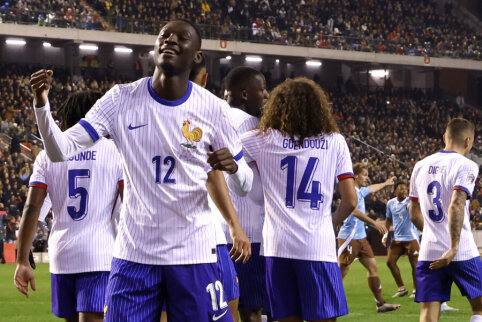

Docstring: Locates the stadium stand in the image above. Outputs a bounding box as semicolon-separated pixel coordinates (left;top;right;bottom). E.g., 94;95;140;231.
1;0;480;59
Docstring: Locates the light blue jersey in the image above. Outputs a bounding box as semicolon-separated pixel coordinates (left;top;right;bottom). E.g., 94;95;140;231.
386;197;418;242
338;187;370;240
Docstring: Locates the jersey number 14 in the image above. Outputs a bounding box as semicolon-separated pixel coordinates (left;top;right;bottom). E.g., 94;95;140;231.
281;156;324;210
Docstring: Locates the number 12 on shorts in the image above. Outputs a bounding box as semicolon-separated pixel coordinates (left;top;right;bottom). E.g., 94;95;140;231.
281;156;324;210
206;280;227;311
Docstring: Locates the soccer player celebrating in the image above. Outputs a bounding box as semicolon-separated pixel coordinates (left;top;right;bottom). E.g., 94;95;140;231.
337;163;401;313
382;182;419;298
29;20;253;321
241;77;357;322
223;66;269;322
409;118;481;322
14;91;124;322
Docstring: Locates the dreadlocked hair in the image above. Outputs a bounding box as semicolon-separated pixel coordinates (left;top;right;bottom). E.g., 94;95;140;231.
257;77;339;142
57;90;103;131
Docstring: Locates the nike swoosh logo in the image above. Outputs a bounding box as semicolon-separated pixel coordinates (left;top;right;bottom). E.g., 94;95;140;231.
128;123;147;130
212;310;227;321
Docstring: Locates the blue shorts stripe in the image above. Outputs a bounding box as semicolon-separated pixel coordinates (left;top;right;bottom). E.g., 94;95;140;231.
51;271;109;318
217;245;240;302
229;243;267;310
265;257;348;320
415;257;482;303
78;119;100;142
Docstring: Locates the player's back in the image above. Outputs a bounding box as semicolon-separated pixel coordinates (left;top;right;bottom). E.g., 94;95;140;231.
410;150;479;261
30;138;122;274
241;129;353;262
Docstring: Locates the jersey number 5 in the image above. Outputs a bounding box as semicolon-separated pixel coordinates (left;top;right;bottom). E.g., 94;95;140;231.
68;169;90;221
427;180;444;222
281;156;324;210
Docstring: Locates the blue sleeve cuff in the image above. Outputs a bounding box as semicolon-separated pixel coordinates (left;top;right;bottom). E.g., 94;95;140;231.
78;120;100;143
233;150;243;161
454;185;472;197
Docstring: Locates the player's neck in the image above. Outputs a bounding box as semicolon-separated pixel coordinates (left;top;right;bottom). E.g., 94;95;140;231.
397;196;405;202
151;68;190;101
443;144;466;156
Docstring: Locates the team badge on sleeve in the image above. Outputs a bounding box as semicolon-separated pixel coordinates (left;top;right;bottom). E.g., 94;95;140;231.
468;174;475;184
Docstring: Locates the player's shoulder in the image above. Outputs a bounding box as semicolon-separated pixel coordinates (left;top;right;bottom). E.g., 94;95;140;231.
189;82;226;108
227;107;259;131
387;197;397;206
35;149;48;164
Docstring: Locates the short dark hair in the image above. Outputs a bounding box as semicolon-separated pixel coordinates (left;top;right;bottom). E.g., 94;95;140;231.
393;182;407;192
446;117;475;145
224;66;263;92
57;91;103;131
189;54;206;81
173;19;202;49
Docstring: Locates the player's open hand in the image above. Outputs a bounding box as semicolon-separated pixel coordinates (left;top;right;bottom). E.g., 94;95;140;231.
385;176;396;186
229;224;251;263
374;221;388;235
30;69;53;107
430;248;457;270
381;233;388;247
207;148;238;174
14;263;36;298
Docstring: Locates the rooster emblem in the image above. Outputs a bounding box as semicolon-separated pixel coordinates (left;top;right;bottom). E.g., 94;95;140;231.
181;120;202;149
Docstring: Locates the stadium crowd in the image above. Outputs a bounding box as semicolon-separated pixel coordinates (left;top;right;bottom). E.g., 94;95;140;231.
0;62;481;258
0;0;480;59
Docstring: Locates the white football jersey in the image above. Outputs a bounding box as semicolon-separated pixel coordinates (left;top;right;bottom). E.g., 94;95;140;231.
241;129;354;262
82;78;244;265
220;107;264;244
29;139;123;274
409;150;479;261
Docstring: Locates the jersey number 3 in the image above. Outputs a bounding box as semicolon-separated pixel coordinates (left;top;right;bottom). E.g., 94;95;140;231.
281;156;324;210
427;180;444;222
68;169;90;221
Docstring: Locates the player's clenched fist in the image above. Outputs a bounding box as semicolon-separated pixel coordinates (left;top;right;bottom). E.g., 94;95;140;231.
207;148;238;174
229;223;251;263
30;69;53;107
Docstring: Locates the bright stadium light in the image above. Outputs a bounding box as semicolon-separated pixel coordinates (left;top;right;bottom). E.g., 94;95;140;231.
306;60;322;67
79;44;98;51
6;39;26;46
369;69;389;77
149;50;154;55
275;59;280;63
225;55;232;60
245;56;262;62
114;46;133;53
43;42;52;48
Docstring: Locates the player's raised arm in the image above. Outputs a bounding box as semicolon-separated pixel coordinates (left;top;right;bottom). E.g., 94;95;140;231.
206;170;251;263
30;69;101;161
368;176;396;194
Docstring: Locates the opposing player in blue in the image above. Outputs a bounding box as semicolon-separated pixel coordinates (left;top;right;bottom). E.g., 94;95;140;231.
382;183;419;298
15;91;123;322
337;163;400;313
410;118;481;322
29;19;253;322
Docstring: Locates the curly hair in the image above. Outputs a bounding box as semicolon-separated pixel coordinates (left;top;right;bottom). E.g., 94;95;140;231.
57;90;103;131
257;77;339;141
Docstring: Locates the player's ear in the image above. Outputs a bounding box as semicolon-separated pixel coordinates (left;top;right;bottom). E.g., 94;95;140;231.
442;133;446;145
241;89;248;101
193;51;203;64
201;73;208;88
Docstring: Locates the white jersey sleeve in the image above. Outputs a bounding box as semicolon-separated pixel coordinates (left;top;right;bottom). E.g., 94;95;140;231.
33;101;96;162
453;161;478;197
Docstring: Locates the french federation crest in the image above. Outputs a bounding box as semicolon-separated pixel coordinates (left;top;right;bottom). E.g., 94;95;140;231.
181;119;202;149
468;174;476;184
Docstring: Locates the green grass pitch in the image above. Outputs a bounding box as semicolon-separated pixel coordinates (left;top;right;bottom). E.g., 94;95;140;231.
0;257;475;321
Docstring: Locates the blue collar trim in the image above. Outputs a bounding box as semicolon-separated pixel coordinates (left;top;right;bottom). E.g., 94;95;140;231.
148;77;192;106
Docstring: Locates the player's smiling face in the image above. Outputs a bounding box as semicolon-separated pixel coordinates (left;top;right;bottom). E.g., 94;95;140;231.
153;21;202;75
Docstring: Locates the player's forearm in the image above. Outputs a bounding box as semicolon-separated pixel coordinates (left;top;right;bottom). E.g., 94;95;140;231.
368;182;389;193
447;191;466;252
409;201;424;231
16;205;41;264
226;158;253;196
385;218;392;231
34;99;94;161
332;179;356;226
352;208;377;226
207;171;240;227
333;200;356;227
